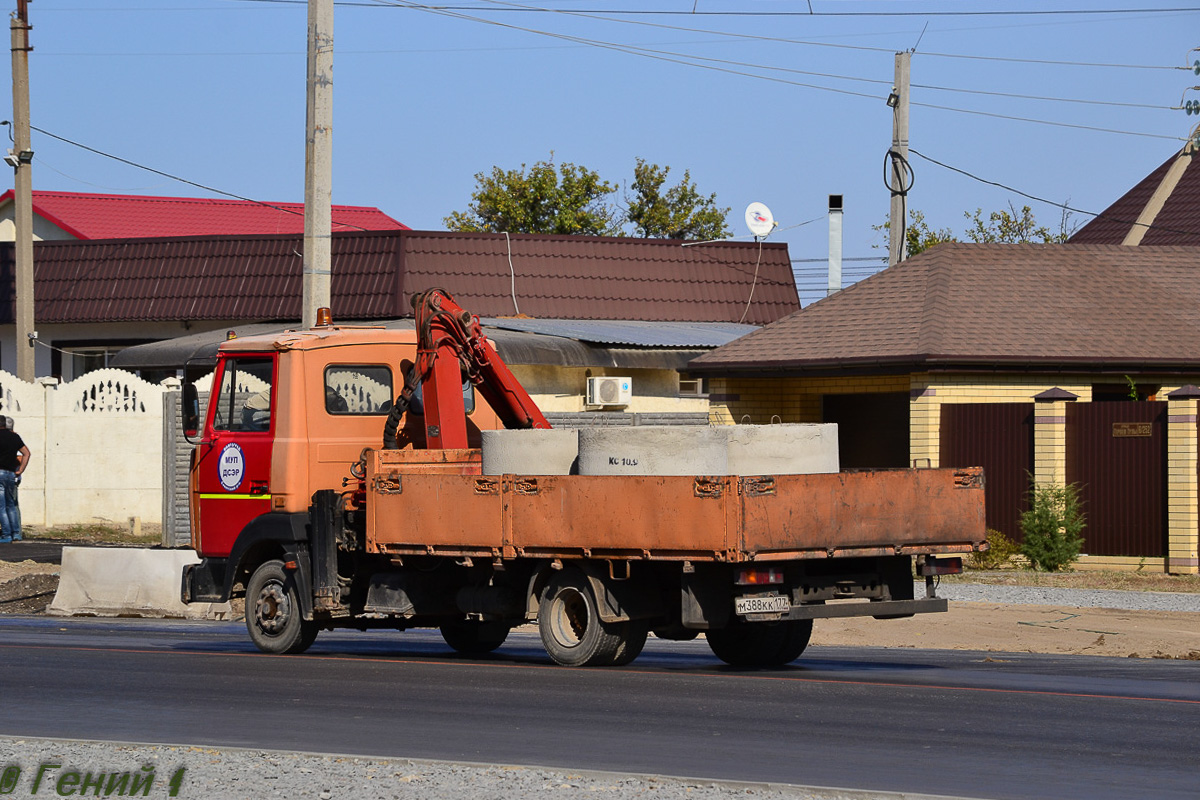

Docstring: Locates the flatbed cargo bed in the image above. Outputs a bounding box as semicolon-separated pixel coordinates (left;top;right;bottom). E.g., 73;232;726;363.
365;449;987;562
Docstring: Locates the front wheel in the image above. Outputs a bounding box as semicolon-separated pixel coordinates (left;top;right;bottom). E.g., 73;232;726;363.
245;560;318;655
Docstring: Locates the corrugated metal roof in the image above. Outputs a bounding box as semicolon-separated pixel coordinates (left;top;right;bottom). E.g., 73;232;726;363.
0;190;408;238
2;230;799;326
690;243;1200;374
108;318;708;371
480;319;757;348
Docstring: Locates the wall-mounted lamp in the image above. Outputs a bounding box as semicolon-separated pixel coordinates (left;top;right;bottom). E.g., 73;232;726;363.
16;149;32;164
885;88;900;108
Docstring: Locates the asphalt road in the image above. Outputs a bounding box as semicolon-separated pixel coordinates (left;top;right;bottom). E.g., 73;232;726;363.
1;617;1197;800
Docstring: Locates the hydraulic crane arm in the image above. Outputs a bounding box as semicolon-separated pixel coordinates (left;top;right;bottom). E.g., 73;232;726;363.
383;288;551;449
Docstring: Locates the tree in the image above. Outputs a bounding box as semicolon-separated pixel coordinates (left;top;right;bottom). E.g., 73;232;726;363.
445;156;730;240
1019;481;1086;572
624;159;731;240
874;209;957;258
964;203;1073;245
875;203;1077;258
444;156;620;236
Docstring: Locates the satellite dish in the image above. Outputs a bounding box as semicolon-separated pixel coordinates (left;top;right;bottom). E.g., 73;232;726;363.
745;202;775;237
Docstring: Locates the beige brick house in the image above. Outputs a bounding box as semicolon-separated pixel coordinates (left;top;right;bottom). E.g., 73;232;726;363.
688;242;1200;573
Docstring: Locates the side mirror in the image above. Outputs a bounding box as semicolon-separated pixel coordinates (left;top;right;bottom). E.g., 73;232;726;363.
182;382;201;443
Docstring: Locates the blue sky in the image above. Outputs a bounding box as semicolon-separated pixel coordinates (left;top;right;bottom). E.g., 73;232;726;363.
5;1;1195;306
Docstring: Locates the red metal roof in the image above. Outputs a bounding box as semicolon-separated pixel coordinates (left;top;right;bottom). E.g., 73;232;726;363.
0;190;408;239
1;230;799;325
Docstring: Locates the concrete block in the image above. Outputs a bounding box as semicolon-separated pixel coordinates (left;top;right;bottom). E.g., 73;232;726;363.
48;547;232;620
723;423;840;475
481;429;580;475
577;426;728;476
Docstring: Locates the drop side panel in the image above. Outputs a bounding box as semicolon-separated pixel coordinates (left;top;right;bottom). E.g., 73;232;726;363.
739;468;987;557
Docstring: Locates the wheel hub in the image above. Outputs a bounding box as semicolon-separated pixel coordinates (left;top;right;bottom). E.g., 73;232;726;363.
254;580;291;635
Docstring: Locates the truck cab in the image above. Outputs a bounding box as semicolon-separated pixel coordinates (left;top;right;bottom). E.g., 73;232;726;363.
186;323;503;607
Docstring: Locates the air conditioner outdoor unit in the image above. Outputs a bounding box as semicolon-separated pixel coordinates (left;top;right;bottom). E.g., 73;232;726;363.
586;376;632;407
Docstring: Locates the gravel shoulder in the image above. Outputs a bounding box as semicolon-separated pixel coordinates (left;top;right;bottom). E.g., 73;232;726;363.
0;737;953;800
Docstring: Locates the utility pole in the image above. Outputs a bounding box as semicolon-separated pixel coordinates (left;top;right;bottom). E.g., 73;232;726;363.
887;51;911;268
9;0;34;380
302;0;333;329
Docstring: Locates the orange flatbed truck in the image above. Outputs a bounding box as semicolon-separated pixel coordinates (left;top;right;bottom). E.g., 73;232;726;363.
182;290;986;667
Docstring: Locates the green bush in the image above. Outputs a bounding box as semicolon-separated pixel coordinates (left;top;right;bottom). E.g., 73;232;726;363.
1019;482;1086;572
967;529;1022;570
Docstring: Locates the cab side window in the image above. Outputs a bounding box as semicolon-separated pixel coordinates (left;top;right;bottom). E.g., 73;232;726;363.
212;357;274;432
324;365;393;415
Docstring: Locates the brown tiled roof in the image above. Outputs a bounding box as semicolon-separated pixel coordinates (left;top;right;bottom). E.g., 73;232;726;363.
689;243;1200;373
0;230;798;325
1070;148;1200;246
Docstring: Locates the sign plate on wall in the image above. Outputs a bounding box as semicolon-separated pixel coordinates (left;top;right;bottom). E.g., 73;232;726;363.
1112;422;1152;438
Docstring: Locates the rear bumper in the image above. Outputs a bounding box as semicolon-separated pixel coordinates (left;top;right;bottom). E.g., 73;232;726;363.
781;597;947;621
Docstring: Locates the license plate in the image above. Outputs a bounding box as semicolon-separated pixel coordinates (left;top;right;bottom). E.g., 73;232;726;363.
735;594;790;615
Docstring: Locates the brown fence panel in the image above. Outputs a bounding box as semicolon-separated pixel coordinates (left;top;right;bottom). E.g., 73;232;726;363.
1066;402;1167;557
940;403;1034;541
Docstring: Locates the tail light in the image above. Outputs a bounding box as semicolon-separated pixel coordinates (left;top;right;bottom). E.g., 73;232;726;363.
736;567;784;586
918;556;963;576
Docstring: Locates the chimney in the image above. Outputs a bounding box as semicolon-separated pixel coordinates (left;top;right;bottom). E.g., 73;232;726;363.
827;194;843;296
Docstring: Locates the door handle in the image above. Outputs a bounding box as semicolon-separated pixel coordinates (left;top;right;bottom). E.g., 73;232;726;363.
249;481;269;496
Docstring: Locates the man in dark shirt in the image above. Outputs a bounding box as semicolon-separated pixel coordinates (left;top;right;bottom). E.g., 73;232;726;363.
0;415;30;543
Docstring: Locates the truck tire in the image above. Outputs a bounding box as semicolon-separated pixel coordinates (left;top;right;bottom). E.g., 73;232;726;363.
538;570;627;667
440;621;510;655
246;560;318;655
706;618;812;668
610;620;649;667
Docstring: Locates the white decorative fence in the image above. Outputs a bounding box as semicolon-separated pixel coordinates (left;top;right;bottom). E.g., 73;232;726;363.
0;369;174;528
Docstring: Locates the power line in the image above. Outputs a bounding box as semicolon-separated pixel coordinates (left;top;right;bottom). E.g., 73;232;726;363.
361;0;1183;140
791;257;883;263
909;147;1200;242
235;1;1200;18
228;0;1184;72
913;101;1183;140
29;125;371;232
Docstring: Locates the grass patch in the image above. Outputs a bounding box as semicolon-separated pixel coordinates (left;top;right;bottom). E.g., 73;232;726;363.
942;570;1200;594
23;522;162;546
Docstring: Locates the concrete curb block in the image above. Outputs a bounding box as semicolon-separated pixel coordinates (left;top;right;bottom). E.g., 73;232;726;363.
47;547;232;620
482;428;580;475
724;423;840;475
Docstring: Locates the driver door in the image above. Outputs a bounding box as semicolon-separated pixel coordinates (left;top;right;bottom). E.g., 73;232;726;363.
194;355;276;558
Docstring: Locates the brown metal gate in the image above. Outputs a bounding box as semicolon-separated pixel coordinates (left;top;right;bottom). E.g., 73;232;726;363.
940;403;1034;541
1065;402;1167;557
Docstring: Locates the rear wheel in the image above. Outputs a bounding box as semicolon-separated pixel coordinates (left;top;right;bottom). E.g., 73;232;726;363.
246;560;318;655
610;620;649;667
440;620;510;655
706;618;812;668
538;570;631;667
